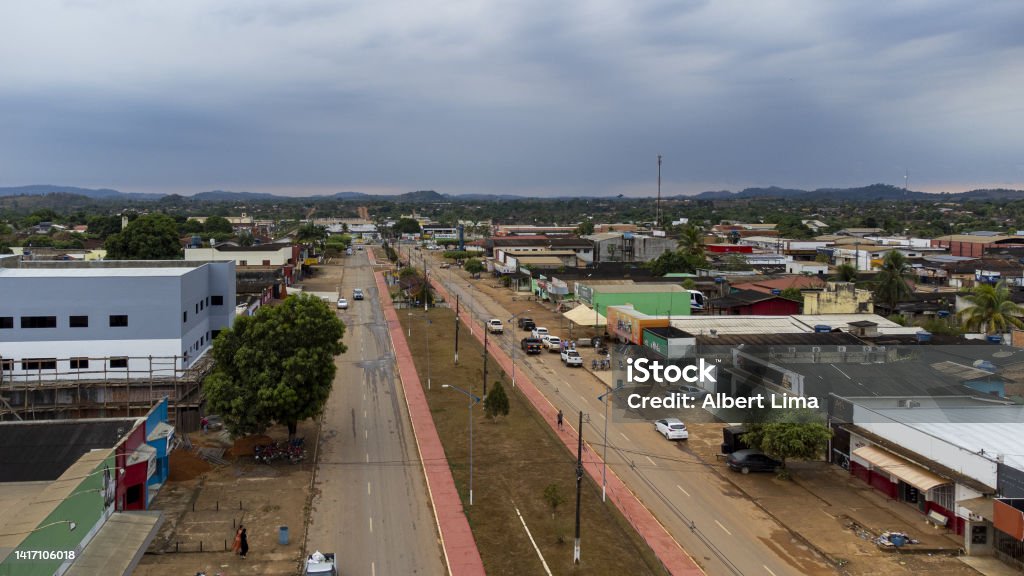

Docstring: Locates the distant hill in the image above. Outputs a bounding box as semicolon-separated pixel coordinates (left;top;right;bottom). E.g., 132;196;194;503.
0;184;162;200
191;190;284;201
687;183;991;201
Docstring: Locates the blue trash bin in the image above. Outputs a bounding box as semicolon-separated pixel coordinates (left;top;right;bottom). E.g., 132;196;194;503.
278;525;289;545
890;535;906;547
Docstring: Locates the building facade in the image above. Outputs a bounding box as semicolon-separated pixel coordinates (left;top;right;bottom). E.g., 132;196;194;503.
0;257;235;380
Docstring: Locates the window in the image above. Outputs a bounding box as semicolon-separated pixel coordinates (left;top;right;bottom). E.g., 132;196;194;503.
196;303;199;314
70;315;89;328
109;315;128;327
22;358;57;370
183;311;188;323
239;260;247;266
21;316;57;329
109;357;128;369
200;300;204;311
262;260;271;266
70;358;89;370
0;317;12;329
211;295;224;306
0;359;12;372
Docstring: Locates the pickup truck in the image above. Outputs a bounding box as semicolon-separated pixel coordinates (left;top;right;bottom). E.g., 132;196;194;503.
486;319;504;334
517;317;536;331
531;327;549;340
520;338;543;354
560;349;583;367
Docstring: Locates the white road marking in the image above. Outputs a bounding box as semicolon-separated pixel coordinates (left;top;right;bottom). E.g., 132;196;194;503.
364;409;367;418
715;520;733;536
371;562;376;576
645;456;657;467
365;429;368;439
619;432;630;442
368;482;372;496
515;506;554;576
366;453;370;463
369;516;373;533
677;484;691;497
763;566;778;576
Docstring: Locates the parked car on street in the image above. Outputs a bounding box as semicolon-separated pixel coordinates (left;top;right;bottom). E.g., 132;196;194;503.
517;317;536;331
560;349;583;366
671;384;709;400
337;298;348;310
531;327;549;340
726;449;782;474
353;288;364;300
654;418;689;440
486;319;504;334
542;335;561;352
521;338;543;354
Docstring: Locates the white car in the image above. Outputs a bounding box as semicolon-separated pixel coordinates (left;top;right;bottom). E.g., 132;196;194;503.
654;418;689;440
336;298;348;310
560;349;583;366
672;384;708;400
531;327;549;340
486;319;504;334
542;335;561;352
353;288;364;300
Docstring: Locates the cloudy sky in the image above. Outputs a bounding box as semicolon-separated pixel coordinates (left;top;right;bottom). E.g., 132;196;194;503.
1;1;1022;197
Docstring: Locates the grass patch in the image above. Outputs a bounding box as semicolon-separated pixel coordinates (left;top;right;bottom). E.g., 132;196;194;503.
400;308;668;575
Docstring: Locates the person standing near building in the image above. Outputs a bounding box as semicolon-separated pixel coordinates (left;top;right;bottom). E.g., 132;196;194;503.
232;526;242;555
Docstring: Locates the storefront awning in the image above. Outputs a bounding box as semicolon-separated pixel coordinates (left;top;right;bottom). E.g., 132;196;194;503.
957;497;994;522
65;511;163;576
852;445;950;492
563;304;606;327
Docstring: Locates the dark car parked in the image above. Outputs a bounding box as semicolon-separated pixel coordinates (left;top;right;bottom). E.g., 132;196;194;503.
517;317;536;331
520;337;543;354
726;449;782;474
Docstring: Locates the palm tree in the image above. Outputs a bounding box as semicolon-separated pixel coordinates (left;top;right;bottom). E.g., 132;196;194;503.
833;263;858;283
958;281;1024;334
873;251;913;311
678;225;706;262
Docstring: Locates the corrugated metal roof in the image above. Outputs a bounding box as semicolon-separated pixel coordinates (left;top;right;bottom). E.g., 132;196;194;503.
933;234;1023;243
588;283;686;294
670;316;809;334
791;314;902;329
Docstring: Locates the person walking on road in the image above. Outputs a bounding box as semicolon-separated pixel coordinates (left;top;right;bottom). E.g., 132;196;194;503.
557;409;564;431
239;527;249;559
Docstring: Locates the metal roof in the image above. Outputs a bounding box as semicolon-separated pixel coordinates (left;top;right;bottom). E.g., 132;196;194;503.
586;283;686;294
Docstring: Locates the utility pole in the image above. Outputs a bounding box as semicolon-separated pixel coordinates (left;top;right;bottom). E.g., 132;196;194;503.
574;410;584;565
656;154;662;229
482;323;489;397
454;294;460;365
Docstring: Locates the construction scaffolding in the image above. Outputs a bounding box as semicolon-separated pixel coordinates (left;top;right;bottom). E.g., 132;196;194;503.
0;355;215;429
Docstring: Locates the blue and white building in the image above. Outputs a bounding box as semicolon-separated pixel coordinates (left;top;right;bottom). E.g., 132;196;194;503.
0;256;235;381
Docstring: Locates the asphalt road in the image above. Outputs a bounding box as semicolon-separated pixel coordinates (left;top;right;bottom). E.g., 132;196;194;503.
413;249;834;576
306;251;446;576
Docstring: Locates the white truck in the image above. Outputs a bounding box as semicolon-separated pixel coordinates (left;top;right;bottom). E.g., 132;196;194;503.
486;319;504;334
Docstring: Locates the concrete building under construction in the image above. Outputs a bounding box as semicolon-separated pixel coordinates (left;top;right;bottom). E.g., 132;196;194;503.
0;256;235;426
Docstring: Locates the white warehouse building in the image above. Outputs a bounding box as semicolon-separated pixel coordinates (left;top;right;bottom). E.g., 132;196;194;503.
0;256;236;381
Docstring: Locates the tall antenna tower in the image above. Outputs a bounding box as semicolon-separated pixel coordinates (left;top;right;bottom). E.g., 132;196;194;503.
904;169;909;191
656;154;662;228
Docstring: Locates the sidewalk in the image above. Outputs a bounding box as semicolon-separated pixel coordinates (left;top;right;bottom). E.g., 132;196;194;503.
369;249;486;576
685;423;996;575
428;275;705;576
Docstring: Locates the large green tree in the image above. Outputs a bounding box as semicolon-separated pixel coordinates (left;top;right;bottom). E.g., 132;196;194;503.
203;216;234;235
391;217;422;235
958;281;1024;334
295;223;327;244
464;257;484;277
743;409;832;478
205;293;347;439
873;250;913;311
104;213;182;259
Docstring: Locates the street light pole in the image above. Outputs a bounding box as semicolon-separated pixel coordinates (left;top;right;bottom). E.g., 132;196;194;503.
597;383;622;503
442;384;481;506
